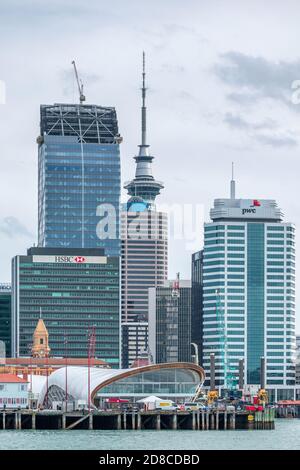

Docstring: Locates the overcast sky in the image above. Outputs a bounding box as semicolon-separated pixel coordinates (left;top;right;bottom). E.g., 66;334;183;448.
0;0;299;330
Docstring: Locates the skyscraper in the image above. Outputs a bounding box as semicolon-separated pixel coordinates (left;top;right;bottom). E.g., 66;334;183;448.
121;54;168;367
12;247;120;367
191;251;203;365
148;279;192;364
38;103;121;256
202;172;296;401
0;283;11;357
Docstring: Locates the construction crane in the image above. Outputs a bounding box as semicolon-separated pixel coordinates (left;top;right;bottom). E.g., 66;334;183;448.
72;60;86;104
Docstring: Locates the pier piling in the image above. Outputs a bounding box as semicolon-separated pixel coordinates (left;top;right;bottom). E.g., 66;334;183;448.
156;414;161;430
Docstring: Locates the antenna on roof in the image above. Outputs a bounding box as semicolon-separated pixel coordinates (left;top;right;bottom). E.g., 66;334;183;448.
71;60;86;104
230;162;236;199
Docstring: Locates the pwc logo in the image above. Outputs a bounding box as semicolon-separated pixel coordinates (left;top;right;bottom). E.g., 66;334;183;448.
74;256;86;263
242;200;261;215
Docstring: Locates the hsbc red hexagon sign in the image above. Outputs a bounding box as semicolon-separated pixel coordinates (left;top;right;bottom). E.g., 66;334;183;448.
74;256;86;263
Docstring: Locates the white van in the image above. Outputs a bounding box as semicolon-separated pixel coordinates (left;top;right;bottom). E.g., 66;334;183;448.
155;400;177;411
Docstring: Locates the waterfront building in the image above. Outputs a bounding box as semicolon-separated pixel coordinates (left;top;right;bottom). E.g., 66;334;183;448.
37;103;121;256
121;321;149;368
0;373;28;409
121;54;168;367
37;362;205;407
0;357;109;377
191;251;203;365
148;279;192;364
11;247;120;367
0;284;11;357
202;172;296;401
296;336;300;385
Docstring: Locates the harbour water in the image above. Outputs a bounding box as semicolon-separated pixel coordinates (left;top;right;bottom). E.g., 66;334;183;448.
0;419;299;450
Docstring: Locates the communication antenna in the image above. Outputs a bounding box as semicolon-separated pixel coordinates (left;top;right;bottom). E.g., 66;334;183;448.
71;60;86;104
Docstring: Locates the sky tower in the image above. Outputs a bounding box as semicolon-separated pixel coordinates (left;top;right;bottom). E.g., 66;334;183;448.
121;53;168;367
124;52;164;209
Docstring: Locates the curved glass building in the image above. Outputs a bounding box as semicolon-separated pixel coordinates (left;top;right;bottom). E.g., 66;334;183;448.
38;363;205;407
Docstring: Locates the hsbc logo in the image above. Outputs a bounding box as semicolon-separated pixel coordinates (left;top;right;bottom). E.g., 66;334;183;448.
54;256;86;263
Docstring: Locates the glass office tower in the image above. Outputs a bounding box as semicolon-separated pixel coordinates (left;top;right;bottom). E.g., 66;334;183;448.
0;284;11;357
12;247;120;367
148;280;192;364
191;250;204;365
202;177;296;400
38;104;121;256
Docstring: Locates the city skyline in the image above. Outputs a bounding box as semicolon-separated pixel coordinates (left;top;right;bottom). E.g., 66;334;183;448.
0;0;299;334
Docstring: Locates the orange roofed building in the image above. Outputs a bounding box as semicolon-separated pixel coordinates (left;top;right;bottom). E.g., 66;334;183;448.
0;318;110;378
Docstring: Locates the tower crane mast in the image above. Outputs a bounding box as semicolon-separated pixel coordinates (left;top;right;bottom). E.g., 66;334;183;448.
72;60;86;104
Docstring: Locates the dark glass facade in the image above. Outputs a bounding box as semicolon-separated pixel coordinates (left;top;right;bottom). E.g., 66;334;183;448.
191;251;203;364
0;285;11;357
247;223;265;384
12;248;120;367
149;285;191;364
38;104;121;256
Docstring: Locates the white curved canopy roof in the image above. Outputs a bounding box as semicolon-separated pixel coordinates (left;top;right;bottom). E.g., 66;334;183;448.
37;363;205;406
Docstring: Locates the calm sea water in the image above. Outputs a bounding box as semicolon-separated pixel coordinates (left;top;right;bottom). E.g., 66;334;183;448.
0;419;299;450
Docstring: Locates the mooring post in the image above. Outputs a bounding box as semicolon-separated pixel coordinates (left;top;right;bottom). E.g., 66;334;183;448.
211;412;215;430
32;412;36;430
156;414;161;430
197;410;200;430
123;411;127;430
232;411;236;430
132;412;136;430
14;413;18;430
192;412;196;430
89;413;93;430
224;411;227;430
117;413;122;430
201;411;204;430
206;410;209;430
172;413;177;430
62;413;66;429
216;410;219;430
18;412;22;430
2;412;5;430
137;413;141;430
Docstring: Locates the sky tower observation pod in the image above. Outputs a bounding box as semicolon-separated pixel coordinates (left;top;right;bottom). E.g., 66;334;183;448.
37;363;205;407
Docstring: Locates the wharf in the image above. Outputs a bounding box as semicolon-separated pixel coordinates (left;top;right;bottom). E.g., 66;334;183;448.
0;408;275;431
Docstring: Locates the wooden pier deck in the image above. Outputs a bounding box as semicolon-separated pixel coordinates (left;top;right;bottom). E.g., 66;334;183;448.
0;408;275;431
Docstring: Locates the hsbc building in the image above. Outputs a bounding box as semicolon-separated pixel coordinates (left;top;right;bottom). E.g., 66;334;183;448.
201;179;296;401
12;247;120;367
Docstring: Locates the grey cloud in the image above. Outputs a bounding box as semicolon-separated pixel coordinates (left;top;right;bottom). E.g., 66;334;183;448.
214;52;300;107
224;113;297;148
224;112;277;131
255;134;298;148
0;217;33;238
